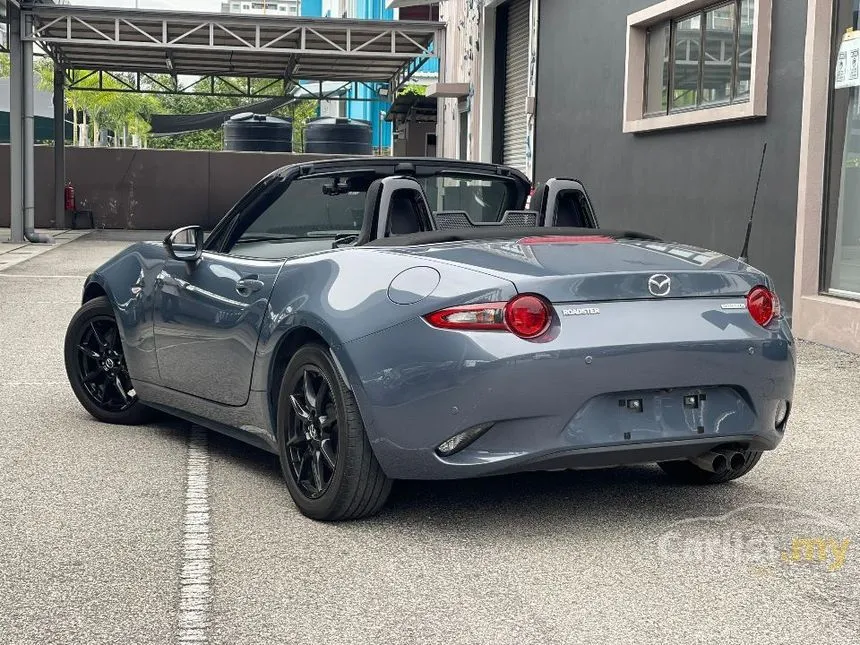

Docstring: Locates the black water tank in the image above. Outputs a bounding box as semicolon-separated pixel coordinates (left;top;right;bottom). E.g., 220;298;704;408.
304;117;372;155
223;112;293;152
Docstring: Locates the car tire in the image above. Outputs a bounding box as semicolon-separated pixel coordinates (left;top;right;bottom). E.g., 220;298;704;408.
658;450;764;484
64;296;153;425
277;343;392;521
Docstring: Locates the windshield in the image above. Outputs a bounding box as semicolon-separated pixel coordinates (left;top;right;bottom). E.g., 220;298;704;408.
228;170;524;253
236;177;366;242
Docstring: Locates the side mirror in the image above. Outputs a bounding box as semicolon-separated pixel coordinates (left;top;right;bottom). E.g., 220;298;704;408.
164;226;204;262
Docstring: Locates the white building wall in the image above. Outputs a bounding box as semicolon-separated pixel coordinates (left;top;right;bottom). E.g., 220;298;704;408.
437;0;483;161
221;0;300;15
438;0;539;179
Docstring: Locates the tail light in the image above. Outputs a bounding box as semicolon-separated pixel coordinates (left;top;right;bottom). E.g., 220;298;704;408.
746;285;780;327
425;294;553;339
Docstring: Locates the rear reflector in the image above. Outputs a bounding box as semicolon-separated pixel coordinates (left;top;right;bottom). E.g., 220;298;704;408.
517;235;615;245
424;294;553;339
436;422;495;457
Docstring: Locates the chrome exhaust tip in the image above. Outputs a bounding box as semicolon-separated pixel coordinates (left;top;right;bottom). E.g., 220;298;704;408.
690;451;729;474
713;448;747;471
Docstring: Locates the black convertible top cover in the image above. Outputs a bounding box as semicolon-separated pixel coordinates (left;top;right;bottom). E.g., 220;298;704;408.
364;227;661;247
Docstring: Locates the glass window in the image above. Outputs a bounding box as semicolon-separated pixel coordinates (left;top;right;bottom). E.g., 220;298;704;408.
644;23;670;115
702;3;735;105
458;110;469;160
644;1;754;117
228;177;366;253
823;0;860;298
735;0;755;100
671;14;701;111
419;175;516;223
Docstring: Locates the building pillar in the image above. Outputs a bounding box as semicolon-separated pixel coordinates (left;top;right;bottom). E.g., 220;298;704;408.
8;6;23;243
54;64;66;229
22;14;36;234
434;26;446;158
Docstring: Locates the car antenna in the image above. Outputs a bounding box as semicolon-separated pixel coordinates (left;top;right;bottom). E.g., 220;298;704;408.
739;142;767;264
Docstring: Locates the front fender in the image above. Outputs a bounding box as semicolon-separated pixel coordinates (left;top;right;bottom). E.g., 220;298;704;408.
81;241;166;384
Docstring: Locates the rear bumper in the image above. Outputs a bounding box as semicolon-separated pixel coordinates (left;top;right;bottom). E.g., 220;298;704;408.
479;434;781;477
338;308;795;480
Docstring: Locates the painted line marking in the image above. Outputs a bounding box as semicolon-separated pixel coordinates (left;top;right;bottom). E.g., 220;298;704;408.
179;426;212;645
0;274;89;279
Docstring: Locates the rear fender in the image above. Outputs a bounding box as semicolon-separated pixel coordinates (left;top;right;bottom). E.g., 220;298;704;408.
251;249;518;457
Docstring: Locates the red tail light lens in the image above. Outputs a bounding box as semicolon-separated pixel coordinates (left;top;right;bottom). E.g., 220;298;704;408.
424;294;553;339
505;294;552;338
746;285;779;327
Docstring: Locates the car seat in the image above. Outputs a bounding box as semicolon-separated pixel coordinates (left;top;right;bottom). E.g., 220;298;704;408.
388;194;424;235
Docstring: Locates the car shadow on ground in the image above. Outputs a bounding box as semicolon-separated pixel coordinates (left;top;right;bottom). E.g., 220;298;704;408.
196;419;767;533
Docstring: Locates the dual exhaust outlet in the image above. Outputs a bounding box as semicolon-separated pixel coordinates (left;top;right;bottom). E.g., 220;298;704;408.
690;448;747;474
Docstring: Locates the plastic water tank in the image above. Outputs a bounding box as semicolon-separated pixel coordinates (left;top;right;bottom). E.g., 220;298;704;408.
304;117;373;155
223;112;293;152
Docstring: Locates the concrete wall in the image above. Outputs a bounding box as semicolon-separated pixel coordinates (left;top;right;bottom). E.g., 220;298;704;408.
438;0;484;161
0;146;336;230
534;0;807;312
394;120;436;157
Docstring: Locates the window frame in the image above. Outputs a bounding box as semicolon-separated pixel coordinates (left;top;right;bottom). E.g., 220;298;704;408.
624;0;771;134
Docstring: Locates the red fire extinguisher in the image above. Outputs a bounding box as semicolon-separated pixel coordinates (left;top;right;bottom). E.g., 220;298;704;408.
64;182;75;211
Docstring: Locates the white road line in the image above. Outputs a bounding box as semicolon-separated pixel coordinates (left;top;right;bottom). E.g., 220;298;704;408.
0;274;88;279
179;426;212;645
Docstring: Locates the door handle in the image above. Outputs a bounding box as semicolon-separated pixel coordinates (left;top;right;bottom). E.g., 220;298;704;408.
235;276;265;296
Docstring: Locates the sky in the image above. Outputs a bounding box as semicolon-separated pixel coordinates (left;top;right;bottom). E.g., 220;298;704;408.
70;0;224;12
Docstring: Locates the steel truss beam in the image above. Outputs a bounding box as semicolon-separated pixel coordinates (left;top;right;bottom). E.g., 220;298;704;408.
62;68;391;102
24;6;441;91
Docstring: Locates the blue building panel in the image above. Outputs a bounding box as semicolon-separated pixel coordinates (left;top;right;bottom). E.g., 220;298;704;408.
300;0;437;151
300;0;322;16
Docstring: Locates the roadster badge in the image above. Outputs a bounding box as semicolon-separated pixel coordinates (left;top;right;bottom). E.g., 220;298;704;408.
562;307;601;316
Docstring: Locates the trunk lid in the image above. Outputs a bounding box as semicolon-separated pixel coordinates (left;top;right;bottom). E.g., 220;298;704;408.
385;236;768;303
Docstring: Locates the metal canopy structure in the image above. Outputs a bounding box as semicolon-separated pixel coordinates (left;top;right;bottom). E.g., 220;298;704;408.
4;2;445;243
384;93;437;124
29;6;442;89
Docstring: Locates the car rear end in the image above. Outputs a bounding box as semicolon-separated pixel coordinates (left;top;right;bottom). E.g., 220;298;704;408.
341;234;795;480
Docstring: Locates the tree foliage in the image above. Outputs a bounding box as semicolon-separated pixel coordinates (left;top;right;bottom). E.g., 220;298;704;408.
148;77;319;151
397;83;427;97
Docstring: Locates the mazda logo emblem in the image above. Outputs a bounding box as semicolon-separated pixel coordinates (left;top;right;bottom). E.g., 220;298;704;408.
648;274;671;297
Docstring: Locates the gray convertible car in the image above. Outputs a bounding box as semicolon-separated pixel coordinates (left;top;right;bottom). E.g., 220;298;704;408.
64;157;795;521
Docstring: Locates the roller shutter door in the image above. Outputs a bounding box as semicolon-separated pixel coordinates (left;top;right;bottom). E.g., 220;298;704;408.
502;0;530;174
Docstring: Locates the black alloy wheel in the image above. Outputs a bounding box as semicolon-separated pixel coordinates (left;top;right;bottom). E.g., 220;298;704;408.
286;366;340;499
64;296;152;425
75;316;136;413
277;344;391;521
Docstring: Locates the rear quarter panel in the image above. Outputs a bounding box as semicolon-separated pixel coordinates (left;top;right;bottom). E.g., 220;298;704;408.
251;247;519;429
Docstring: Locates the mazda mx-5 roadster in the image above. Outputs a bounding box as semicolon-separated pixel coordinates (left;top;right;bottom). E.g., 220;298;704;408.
64;157;795;521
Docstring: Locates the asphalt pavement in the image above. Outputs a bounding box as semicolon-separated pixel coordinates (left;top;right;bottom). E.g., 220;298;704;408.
1;232;857;645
